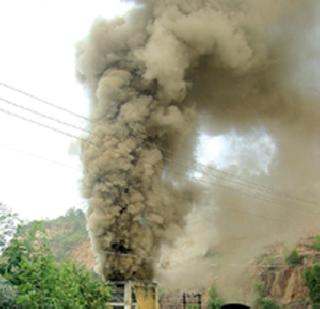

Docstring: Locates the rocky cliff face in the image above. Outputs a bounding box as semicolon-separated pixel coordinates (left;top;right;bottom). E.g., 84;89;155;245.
256;235;320;308
260;265;309;308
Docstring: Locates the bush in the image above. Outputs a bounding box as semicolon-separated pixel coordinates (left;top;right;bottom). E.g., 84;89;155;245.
0;222;111;308
312;236;320;252
305;264;320;308
255;297;281;309
208;286;224;309
286;250;303;266
0;275;19;308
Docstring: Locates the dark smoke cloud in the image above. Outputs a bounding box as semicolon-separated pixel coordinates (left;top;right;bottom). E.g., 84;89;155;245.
77;0;320;301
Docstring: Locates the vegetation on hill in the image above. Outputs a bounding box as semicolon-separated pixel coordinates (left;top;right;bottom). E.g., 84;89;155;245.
44;207;89;261
312;236;320;252
285;249;304;266
305;264;320;308
254;297;281;309
0;222;111;308
19;207;89;263
3;205;320;308
253;237;320;308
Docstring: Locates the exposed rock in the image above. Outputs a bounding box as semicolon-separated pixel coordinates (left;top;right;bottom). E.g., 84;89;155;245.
255;235;320;308
69;240;96;270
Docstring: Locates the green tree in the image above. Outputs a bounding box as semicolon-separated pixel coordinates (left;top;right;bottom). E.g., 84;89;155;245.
305;264;320;308
0;222;111;308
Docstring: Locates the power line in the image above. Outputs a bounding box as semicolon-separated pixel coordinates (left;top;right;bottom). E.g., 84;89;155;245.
2;81;319;208
0;147;300;262
158;140;320;214
160;145;320;209
1;101;320;221
1;87;320;217
0;96;90;133
0;106;87;142
0;81;90;122
200;163;318;208
161;153;320;217
3;89;316;265
0;88;302;207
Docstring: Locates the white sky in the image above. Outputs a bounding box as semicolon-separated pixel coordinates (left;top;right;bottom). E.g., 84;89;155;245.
196;130;276;176
0;0;133;220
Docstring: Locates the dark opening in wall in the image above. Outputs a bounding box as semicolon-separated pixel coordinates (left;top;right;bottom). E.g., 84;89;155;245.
221;304;250;309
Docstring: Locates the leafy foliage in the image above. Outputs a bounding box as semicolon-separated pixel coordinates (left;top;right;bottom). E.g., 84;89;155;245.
255;297;281;309
208;286;224;309
0;222;111;308
305;264;320;308
312;236;320;252
285;250;303;266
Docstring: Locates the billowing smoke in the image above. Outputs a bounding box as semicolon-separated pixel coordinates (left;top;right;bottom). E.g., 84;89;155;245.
77;0;320;300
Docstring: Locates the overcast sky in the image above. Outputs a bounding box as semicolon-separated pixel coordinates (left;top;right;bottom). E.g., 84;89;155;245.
0;0;133;220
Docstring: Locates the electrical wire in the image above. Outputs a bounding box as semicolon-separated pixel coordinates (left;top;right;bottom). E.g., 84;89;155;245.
0;106;96;147
0;96;90;133
0;105;286;224
1;88;320;219
3;85;319;270
0;144;80;172
1;101;320;222
2;81;319;209
0;81;90;121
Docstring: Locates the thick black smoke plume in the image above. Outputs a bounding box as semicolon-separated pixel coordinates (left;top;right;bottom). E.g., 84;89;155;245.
77;0;320;299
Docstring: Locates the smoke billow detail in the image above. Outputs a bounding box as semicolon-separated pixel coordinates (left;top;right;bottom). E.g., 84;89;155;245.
77;0;320;299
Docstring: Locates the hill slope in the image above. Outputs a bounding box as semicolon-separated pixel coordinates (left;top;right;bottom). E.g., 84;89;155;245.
20;208;95;269
254;235;320;308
